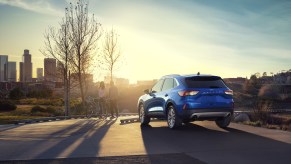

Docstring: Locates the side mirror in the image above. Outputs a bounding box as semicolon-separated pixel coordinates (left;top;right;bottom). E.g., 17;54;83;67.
144;89;150;94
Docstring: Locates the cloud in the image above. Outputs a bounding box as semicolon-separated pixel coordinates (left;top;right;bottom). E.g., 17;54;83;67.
0;0;64;16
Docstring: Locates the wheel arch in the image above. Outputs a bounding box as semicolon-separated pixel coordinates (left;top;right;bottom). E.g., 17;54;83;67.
137;100;144;111
164;100;177;115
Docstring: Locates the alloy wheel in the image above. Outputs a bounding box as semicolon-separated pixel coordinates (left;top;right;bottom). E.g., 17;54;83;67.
167;107;176;128
139;105;145;123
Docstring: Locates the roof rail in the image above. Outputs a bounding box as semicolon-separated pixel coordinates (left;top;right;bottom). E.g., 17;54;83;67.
163;74;180;77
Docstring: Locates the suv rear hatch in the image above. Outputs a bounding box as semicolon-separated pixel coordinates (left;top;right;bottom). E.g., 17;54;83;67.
182;76;233;109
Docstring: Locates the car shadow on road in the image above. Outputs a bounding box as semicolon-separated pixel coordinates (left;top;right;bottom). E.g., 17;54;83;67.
140;122;291;164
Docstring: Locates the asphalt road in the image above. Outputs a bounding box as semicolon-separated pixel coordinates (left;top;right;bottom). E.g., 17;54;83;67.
0;117;290;164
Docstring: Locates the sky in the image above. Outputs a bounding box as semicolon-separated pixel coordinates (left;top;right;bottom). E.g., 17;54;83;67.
0;0;291;83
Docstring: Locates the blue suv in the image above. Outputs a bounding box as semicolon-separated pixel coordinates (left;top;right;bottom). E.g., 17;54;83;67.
138;74;234;129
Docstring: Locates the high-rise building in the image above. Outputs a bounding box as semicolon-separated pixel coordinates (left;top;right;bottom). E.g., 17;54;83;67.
19;62;24;82
7;62;16;82
19;49;32;82
37;68;43;81
0;55;8;82
56;61;64;82
44;58;56;82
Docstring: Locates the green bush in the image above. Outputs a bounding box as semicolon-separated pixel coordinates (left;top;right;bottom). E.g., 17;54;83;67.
20;98;38;105
31;105;46;113
27;88;53;98
70;102;86;115
9;87;24;100
19;98;64;106
30;105;64;116
0;100;17;111
46;106;64;116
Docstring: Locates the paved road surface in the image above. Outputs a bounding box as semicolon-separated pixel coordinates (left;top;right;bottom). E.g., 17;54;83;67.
0;117;290;164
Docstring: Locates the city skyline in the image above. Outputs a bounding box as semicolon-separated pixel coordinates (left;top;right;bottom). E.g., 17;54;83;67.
0;0;291;83
19;49;32;82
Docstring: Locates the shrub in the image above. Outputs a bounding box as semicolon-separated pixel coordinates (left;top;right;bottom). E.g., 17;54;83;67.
19;98;64;106
30;105;64;116
0;100;17;111
31;105;46;113
252;99;273;124
20;98;38;105
27;88;53;98
244;121;262;127
9;87;24;100
46;106;64;116
70;102;86;115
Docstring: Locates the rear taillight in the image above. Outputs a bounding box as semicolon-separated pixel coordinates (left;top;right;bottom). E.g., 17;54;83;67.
178;90;199;96
224;90;233;95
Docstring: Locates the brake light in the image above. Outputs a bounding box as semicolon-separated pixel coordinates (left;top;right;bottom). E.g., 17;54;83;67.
225;90;233;95
178;90;199;96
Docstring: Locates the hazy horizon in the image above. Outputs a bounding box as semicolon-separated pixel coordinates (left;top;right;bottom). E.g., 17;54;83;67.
1;0;291;83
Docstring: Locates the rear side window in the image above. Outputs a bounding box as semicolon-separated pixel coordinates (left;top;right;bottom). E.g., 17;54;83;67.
184;76;227;88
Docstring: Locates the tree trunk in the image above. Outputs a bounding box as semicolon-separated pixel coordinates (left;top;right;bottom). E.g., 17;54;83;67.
110;68;113;83
64;68;67;116
78;60;86;116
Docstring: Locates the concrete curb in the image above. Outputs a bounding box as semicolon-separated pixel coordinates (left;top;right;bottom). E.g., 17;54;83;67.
13;113;139;125
11;110;291;125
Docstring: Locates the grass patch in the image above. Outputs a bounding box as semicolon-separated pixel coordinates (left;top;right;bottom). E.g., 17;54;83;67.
241;114;291;132
243;121;262;127
18;98;64;106
0;105;64;124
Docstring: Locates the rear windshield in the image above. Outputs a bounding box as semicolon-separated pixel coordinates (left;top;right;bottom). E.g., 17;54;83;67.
184;76;227;88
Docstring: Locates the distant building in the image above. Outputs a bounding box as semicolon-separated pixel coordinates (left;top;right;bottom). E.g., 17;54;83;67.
0;55;8;82
72;73;93;84
31;78;37;83
71;73;94;92
287;76;291;84
56;61;64;82
7;62;16;82
19;49;32;82
259;76;273;84
37;68;43;81
19;62;23;82
44;58;56;82
273;71;291;84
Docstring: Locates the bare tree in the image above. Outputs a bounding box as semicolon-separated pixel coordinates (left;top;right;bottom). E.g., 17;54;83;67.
67;0;102;115
102;28;122;82
41;8;73;116
41;0;102;116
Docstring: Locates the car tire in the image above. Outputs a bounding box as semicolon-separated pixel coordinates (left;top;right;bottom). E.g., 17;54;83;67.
139;104;150;125
167;105;182;129
215;115;231;128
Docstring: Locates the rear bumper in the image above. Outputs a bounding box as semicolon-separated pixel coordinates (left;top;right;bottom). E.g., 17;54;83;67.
179;108;234;121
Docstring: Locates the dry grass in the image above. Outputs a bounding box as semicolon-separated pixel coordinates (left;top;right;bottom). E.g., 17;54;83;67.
0;115;46;124
0;105;64;124
242;114;291;132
